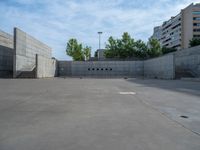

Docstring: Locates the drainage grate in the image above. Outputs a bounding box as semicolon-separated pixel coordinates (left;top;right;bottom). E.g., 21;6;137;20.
180;115;189;119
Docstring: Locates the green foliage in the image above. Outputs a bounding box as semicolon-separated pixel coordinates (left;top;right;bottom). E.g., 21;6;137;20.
134;40;148;58
83;46;91;60
94;50;98;57
189;38;200;47
162;47;177;54
148;38;162;57
119;32;135;58
104;32;148;59
104;32;135;58
104;36;119;58
66;38;91;61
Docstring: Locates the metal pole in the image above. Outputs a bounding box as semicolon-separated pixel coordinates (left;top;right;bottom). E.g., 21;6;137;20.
99;34;101;50
98;32;102;50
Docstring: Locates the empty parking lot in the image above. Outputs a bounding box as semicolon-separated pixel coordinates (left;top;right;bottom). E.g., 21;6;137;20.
0;78;200;150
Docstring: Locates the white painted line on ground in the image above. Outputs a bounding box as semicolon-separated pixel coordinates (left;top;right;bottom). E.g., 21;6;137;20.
119;92;136;95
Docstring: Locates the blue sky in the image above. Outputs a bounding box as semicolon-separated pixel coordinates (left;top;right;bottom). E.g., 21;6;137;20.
0;0;196;60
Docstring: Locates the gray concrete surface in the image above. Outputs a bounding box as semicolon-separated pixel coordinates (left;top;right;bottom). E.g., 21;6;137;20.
58;61;144;78
58;55;175;79
0;78;200;150
36;55;57;78
14;28;52;77
0;30;13;78
144;54;175;79
175;45;200;77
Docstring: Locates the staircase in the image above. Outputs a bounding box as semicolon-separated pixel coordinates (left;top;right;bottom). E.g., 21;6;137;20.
175;68;198;79
16;64;36;78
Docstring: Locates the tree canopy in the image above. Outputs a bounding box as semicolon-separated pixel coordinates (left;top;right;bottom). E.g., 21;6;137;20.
162;47;177;54
189;38;200;47
147;38;162;57
66;38;91;61
83;46;91;60
104;32;152;59
66;33;179;61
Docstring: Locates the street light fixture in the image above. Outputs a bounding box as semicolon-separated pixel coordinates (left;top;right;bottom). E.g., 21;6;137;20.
98;32;103;50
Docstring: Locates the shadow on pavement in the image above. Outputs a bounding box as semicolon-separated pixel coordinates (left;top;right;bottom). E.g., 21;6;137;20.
125;78;200;97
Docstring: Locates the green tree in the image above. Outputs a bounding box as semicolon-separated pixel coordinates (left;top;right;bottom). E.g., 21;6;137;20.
66;39;84;61
148;38;162;57
162;47;177;54
94;50;98;57
118;32;135;58
83;46;91;60
66;39;91;61
104;33;136;58
189;38;200;47
104;36;118;58
134;40;148;58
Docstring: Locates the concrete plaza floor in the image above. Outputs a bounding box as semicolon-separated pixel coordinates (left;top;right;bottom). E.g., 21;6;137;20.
0;78;200;150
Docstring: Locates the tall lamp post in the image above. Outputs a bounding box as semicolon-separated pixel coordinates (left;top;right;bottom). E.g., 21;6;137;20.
98;32;103;50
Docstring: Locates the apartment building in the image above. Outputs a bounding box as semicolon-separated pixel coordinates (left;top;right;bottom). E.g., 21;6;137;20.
151;26;162;41
151;3;200;50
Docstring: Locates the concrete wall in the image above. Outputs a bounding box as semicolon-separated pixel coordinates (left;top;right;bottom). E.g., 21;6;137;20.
175;46;200;76
144;54;175;79
36;55;57;78
58;61;144;78
58;61;72;76
14;28;52;77
0;30;13;78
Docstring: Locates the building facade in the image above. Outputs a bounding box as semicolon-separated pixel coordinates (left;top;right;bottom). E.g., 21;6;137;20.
151;3;200;50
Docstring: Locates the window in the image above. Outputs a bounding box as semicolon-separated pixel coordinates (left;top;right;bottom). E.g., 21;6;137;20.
193;17;200;20
88;68;90;71
194;23;200;26
194;29;200;32
194;35;200;38
97;68;99;71
101;68;104;71
92;68;95;71
193;11;200;15
110;68;112;71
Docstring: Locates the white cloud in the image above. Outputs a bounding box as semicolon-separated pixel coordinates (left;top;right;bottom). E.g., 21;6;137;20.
0;0;195;60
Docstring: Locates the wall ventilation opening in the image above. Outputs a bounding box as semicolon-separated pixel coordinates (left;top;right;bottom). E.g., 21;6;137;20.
180;115;189;119
87;68;113;71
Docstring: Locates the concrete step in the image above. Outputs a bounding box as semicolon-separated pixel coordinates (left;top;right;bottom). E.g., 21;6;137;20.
16;68;36;78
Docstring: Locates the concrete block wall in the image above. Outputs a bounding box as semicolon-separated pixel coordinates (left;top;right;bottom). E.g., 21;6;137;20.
0;30;13;78
174;45;200;77
58;61;144;78
144;54;175;79
14;28;52;77
36;55;57;78
58;61;72;76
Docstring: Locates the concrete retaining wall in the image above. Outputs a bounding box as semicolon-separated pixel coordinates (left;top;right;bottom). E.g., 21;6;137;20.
58;61;144;78
58;61;72;76
175;46;200;77
13;28;52;77
144;54;175;79
1;27;199;79
36;55;57;78
0;30;13;78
